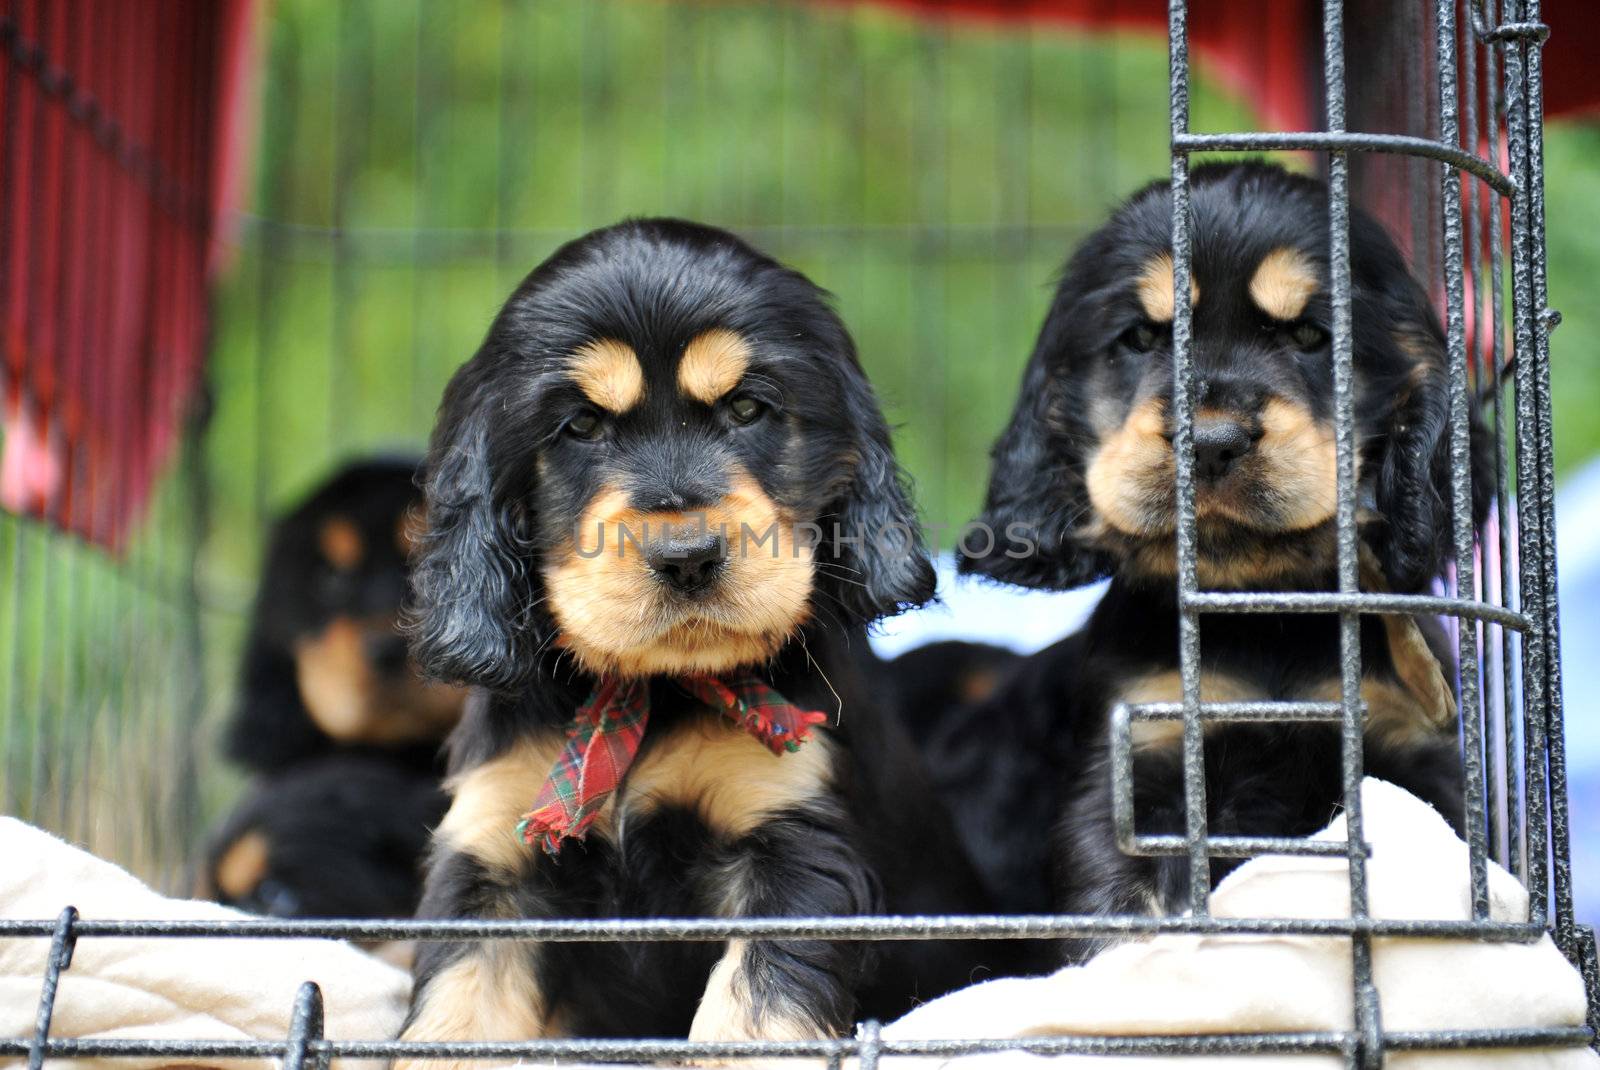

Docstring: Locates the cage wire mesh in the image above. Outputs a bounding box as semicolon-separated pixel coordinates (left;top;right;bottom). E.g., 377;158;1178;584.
0;0;1594;1067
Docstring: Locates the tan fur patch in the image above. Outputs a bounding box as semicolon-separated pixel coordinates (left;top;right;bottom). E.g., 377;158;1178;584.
569;338;645;413
1124;665;1454;751
213;830;270;899
1305;677;1454;749
1085;398;1171;535
678;328;752;405
318;516;364;571
1117;671;1263;749
1249;247;1320;322
437;731;572;873
622;717;836;839
544;473;814;677
397;948;552;1070
1358;545;1458;733
1256;397;1338;531
688;939;823;1044
1135;253;1200;324
293;616;466;745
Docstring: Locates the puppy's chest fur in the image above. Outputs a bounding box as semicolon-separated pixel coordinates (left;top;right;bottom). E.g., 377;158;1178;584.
434;701;839;1036
1082;586;1454;753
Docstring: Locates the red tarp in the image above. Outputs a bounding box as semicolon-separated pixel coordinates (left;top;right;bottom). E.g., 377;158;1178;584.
850;1;1600;126
0;0;254;546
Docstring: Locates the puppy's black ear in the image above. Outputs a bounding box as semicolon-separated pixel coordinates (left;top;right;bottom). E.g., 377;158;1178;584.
409;388;537;691
820;375;936;626
223;632;329;773
1369;320;1492;594
958;353;1114;590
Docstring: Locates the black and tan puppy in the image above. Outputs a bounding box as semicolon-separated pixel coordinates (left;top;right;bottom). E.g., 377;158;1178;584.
399;219;996;1061
223;458;467;775
957;162;1483;957
201;753;447;923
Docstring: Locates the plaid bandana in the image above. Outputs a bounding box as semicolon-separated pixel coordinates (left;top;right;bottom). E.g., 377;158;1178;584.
515;676;828;855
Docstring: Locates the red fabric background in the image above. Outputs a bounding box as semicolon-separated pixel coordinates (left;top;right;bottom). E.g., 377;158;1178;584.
0;0;253;546
843;0;1599;126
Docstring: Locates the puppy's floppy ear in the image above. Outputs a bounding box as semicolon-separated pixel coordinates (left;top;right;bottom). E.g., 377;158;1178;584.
820;372;936;625
408;386;538;691
958;353;1114;590
1368;307;1493;594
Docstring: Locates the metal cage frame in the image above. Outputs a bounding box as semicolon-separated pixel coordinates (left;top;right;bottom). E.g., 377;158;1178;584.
2;1;1594;1068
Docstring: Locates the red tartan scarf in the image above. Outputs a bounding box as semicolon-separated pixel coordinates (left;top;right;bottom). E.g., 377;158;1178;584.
515;676;828;856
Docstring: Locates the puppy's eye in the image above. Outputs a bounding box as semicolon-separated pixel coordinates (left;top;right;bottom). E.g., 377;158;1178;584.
1118;322;1162;354
565;410;604;440
727;396;765;425
1288;322;1329;350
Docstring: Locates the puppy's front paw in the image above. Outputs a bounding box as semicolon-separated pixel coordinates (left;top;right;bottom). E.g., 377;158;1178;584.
688;940;830;1068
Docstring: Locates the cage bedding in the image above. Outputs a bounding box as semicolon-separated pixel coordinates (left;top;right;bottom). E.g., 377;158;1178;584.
3;778;1592;1069
879;778;1595;1068
0;818;409;1070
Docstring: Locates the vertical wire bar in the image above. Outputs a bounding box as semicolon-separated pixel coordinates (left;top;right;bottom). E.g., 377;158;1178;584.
174;0;217;883
1482;0;1523;885
1499;0;1549;927
47;1;79;839
1323;4;1377;1066
408;0;434;434
23;0;55;828
1460;0;1501;868
1516;0;1573;957
282;981;328;1070
0;0;24;819
27;906;77;1070
1438;0;1491;920
494;0;520;293
329;0;366;456
1166;0;1209;920
858;1019;882;1070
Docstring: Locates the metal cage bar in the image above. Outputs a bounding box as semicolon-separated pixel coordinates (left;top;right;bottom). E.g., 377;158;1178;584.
3;1;1594;1066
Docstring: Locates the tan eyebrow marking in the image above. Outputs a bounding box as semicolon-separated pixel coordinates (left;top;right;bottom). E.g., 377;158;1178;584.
1135;253;1201;324
568;339;645;413
1249;247;1320;321
677;328;752;405
319;516;364;570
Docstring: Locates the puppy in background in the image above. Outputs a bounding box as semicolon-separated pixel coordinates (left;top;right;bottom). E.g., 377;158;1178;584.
201;459;465;927
399;219;1000;1061
223;458;467;775
201;753;446;924
958;162;1485;959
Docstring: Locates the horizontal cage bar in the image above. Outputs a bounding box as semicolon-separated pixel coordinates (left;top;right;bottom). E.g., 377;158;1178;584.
0;914;1553;942
3;1026;1591;1063
1172;131;1513;195
1124;701;1346;723
1183;591;1528;629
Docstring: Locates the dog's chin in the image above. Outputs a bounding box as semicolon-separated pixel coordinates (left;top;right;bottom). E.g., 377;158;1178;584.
552;596;810;679
1090;500;1339;591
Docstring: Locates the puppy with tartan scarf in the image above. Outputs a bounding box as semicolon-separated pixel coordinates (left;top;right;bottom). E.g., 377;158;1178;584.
396;220;1005;1067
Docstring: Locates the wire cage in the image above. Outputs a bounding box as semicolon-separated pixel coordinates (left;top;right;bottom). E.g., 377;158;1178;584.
0;0;1594;1068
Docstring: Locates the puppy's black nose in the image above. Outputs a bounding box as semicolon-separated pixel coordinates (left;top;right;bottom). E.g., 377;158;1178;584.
1192;419;1255;482
367;631;412;676
647;533;728;595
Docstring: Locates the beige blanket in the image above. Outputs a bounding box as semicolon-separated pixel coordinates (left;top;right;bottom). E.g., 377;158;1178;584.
0;818;409;1070
880;778;1597;1068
